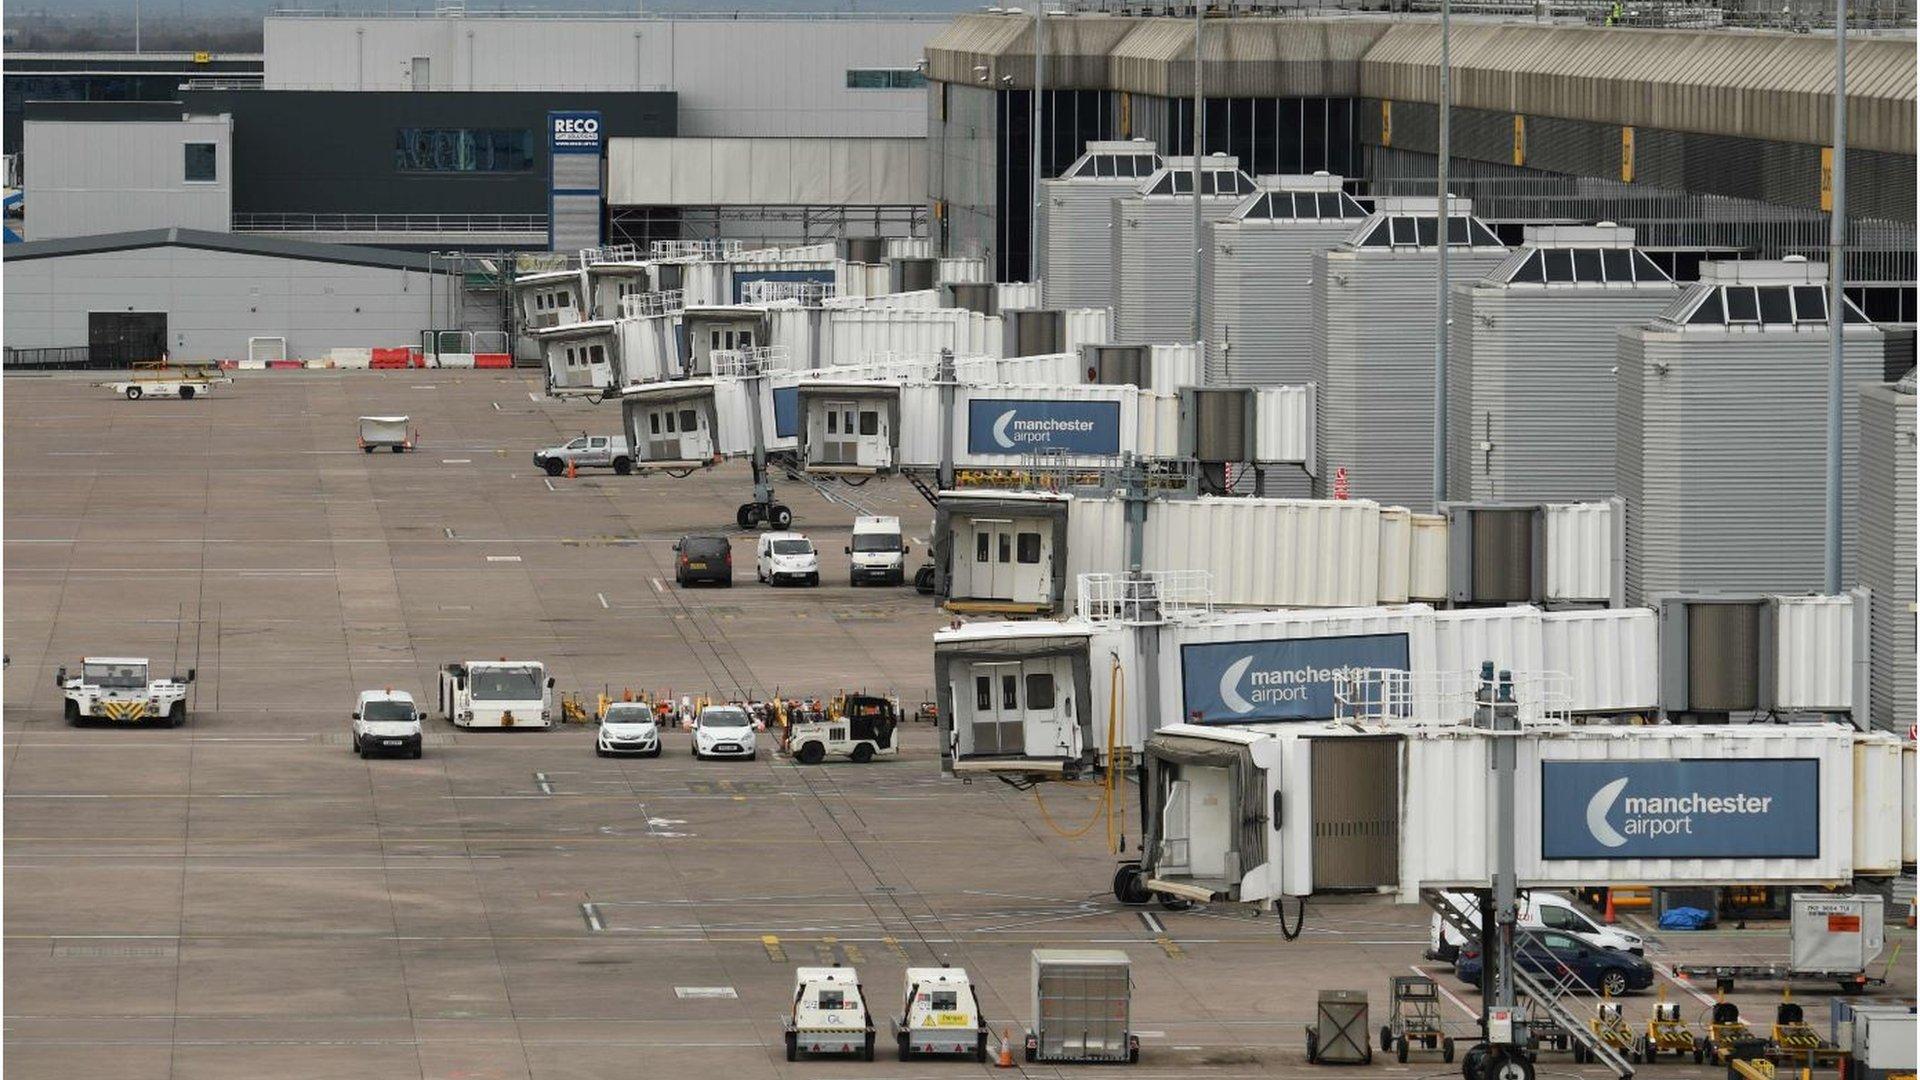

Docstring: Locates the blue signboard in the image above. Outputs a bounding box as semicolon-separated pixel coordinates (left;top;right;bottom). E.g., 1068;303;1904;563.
732;268;836;304
772;386;800;439
548;111;603;155
1179;634;1410;724
966;398;1121;456
1540;759;1820;860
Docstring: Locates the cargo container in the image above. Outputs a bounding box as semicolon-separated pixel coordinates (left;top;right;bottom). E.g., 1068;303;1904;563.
1113;155;1257;345
1314;197;1510;512
1618;260;1886;602
1036;140;1163;311
1202;173;1368;387
1446;225;1682;502
1856;380;1914;734
1027;950;1138;1064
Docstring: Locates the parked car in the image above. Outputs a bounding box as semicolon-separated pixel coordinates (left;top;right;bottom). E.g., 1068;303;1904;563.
351;689;423;759
534;434;633;476
757;532;820;586
674;535;733;587
596;701;661;758
1455;931;1654;997
692;705;757;760
1428;890;1645;963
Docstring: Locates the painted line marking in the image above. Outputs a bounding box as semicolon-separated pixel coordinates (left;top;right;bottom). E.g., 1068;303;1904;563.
597;592;610;609
411;385;437;389
761;934;786;962
1139;911;1165;935
1154;934;1184;959
442;458;471;464
1411;965;1478;1019
528;392;541;403
650;578;666;593
543;478;556;492
486;555;522;563
882;935;910;961
491;401;501;412
581;903;604;932
1649;960;1717;1006
535;773;555;796
443;527;455;540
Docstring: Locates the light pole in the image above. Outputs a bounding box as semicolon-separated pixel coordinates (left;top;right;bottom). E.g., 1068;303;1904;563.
1030;1;1046;282
1824;0;1848;594
1433;0;1452;508
1190;0;1204;346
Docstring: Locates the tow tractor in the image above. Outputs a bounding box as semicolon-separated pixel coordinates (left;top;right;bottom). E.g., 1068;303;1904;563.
784;694;900;764
784;966;875;1061
439;660;555;728
57;657;194;726
891;966;989;1062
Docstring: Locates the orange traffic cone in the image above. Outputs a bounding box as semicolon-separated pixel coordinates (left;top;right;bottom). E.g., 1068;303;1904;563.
997;1029;1016;1068
566;459;578;480
1603;889;1618;925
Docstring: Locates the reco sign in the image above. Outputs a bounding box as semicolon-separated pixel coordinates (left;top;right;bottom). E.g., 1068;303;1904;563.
549;112;602;152
1180;634;1410;723
1540;759;1820;860
966;399;1120;456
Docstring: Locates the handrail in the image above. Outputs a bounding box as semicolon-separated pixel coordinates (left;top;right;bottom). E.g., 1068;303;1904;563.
232;212;546;233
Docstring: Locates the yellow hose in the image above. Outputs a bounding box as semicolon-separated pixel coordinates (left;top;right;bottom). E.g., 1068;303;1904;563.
1032;656;1123;850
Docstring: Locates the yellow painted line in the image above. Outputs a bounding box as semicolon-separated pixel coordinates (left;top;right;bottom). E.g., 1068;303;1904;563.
883;935;909;961
1155;934;1184;959
761;934;785;962
844;943;866;965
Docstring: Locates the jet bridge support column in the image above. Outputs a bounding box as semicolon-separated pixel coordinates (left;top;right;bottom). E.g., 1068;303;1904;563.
736;370;792;531
1468;661;1533;1080
933;349;958;599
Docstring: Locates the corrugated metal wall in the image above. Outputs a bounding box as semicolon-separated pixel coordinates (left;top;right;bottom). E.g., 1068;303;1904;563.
1038;176;1138;310
1856;383;1915;732
22;118;232;240
1112;193;1243;344
1206;217;1363;387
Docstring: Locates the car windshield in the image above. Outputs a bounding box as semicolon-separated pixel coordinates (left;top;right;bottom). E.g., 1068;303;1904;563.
772;540;813;555
683;538;728;557
603;706;653;724
84;662;147;688
470;669;540;700
363;700;415;722
701;708;750;729
851;533;901;552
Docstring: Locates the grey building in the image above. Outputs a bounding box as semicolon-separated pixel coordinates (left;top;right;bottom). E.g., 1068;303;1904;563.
1447;224;1683;503
1034;139;1162;311
23;104;232;241
1312;197;1509;512
1617;259;1886;603
1856;378;1915;734
1110;155;1254;345
3;229;470;362
1202;173;1368;387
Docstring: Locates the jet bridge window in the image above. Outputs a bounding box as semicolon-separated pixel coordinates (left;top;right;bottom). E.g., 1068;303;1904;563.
859;411;880;436
1016;532;1042;564
1024;672;1055;709
678;408;698;431
975;676;992;710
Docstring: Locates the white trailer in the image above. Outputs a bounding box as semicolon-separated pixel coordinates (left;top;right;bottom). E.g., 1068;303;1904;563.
57;657;194;726
438;660;554;728
358;415;416;453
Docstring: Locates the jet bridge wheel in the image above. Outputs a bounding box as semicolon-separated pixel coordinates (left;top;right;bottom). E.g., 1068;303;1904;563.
736;503;762;529
1112;863;1151;906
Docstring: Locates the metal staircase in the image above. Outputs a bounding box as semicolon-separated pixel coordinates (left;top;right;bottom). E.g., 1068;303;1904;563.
1422;889;1636;1079
771;454;889;519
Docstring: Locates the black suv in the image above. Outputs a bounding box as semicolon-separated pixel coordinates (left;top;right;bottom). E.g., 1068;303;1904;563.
674;534;734;587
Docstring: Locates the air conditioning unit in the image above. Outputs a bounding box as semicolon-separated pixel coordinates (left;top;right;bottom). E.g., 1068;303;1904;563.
841;236;886;265
945;281;999;316
1083;344;1150;387
1445;504;1545;605
1656;595;1774;722
1003;308;1064;357
890;256;938;293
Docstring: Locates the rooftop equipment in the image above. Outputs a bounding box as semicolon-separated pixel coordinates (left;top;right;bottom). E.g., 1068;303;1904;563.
1036;139;1163;312
1112;154;1255;345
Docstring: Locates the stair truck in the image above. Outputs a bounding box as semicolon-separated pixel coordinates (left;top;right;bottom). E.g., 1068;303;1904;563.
57;657;194;726
439;660;555;728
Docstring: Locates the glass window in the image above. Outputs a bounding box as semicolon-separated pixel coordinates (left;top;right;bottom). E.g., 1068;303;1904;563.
997;533;1011;563
1445;216;1470;245
1016;532;1041;564
678;409;697;432
1601;249;1631;282
826;410;838;434
649;413;661;435
1388;217;1416;246
1414;216;1438;247
1724;286;1759;323
1002;674;1019;710
1687;291;1723;325
589;344;604;364
1632;250;1671;282
1572;249;1603;283
1792;285;1827;323
1147;173;1175;196
1470;220;1503;246
1316;192;1339;219
1358;220;1391;248
1024;672;1055;710
1510;251;1544;284
1543;250;1575;283
846;68;927;90
664;410;676;433
183;142;216;182
975;676;992;711
394;128;532;173
975;532;990;562
1758;287;1794;324
858;411;879;436
1094;155;1114;178
1171;171;1192;194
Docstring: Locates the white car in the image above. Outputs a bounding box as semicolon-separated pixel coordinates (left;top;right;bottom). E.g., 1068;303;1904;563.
756;532;820;586
1427;890;1645;963
692;705;757;760
352;689;423;759
596;701;662;758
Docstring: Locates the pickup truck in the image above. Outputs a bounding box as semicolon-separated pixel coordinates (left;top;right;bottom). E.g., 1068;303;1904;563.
533;434;633;476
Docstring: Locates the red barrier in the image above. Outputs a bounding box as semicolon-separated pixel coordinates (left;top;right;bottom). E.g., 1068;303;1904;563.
370;347;412;369
267;360;303;369
474;353;513;369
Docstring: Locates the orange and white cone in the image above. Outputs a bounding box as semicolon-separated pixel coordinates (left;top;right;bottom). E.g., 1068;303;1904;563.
566;459;578;480
997;1029;1016;1068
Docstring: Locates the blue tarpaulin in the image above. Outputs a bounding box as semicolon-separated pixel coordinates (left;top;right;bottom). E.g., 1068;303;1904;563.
1658;907;1713;930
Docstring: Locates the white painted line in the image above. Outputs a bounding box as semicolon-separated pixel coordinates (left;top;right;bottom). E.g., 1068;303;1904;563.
1139;911;1165;934
582;903;605;932
597;592;610;609
543;478;556;492
674;987;738;999
1411;965;1478;1019
442;458;472;464
491;401;501;412
536;772;555;796
528;392;541;403
444;527;455;539
1649;960;1717;1006
411;385;437;389
1134;1031;1166;1039
486;555;521;563
650;577;666;593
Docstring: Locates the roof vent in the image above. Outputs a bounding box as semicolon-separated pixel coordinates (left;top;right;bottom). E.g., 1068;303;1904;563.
1597;220;1618;227
1783;254;1809;262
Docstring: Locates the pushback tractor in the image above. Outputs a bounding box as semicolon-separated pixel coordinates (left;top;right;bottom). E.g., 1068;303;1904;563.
58;657;194;726
785;694;900;764
439;660;555;728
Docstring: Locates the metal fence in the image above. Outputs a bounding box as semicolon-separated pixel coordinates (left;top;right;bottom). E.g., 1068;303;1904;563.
3;346;103;370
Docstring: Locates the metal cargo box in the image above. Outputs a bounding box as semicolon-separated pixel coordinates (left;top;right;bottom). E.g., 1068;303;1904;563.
1308;989;1372;1064
1029;949;1136;1064
1790;895;1884;973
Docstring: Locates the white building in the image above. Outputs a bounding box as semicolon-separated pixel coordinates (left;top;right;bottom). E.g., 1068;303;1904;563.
23;107;232;241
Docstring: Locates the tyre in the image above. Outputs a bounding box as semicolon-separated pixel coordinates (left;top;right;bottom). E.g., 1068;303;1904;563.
784;1032;797;1062
179;386;195;400
1444;1038;1456;1064
643;747;661;759
357;743;367;759
862;1033;874;1062
1397;1038;1410;1064
364;446;376;454
411;745;423;760
64;700;80;726
898;1031;910;1062
1461;1042;1489;1080
390;445;403;454
612;458;632;475
736;504;758;529
1600;970;1629;998
747;750;757;761
806;573;818;587
125;386;143;400
350;733;360;754
595;746;608;758
1112;863;1151;905
770;504;792;529
542;459;564;477
1489;1049;1535;1080
913;565;935;594
796;742;825;764
1305;1029;1319;1064
169;702;186;728
976;1032;988;1063
850;743;874;764
1382;1027;1394;1053
1694;1048;1705;1065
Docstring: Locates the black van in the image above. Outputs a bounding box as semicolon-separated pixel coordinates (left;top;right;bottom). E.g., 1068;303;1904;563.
673;534;734;587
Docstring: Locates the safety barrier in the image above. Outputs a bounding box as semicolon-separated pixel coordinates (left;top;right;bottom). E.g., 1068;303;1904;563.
474;354;513;368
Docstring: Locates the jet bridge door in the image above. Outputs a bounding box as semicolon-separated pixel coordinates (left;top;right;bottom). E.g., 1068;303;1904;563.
1308;736;1400;889
641;404;712;462
961;518;1053;605
855;403;891;468
815;400;859;465
959;658;1074;758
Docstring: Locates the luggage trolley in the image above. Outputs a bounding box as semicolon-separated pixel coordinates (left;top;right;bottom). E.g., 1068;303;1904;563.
1639;994;1703;1064
1379;975;1454;1063
1583;1001;1636;1064
1702;997;1756;1064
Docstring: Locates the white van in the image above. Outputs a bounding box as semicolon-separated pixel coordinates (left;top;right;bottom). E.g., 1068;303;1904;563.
847;516;907;585
1426;891;1645;963
756;532;820;586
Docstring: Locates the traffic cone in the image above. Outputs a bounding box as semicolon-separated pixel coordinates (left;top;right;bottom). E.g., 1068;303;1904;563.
566;459;578;479
996;1029;1015;1068
1603;889;1618;925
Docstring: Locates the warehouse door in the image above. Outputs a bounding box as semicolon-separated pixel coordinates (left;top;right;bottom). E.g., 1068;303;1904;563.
89;312;167;366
